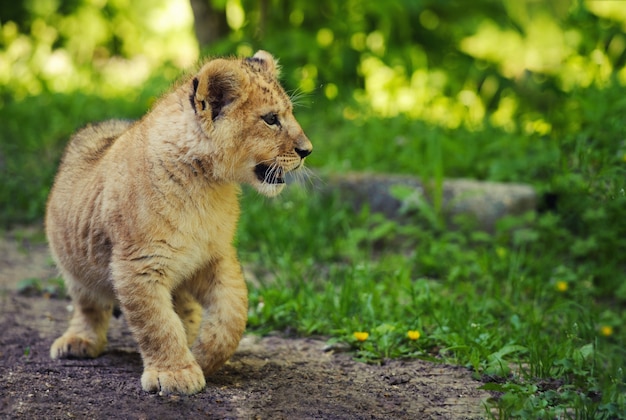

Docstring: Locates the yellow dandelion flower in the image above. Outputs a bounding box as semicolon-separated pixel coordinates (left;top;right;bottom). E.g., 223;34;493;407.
407;330;421;340
353;331;369;342
600;325;614;337
555;281;568;292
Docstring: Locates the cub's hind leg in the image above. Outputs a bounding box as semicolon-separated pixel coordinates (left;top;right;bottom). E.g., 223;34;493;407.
50;278;113;359
173;288;202;346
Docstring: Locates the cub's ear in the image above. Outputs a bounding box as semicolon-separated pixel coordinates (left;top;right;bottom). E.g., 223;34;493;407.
246;50;280;78
190;60;247;121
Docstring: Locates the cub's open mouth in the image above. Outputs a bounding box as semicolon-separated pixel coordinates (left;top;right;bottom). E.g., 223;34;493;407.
254;163;285;184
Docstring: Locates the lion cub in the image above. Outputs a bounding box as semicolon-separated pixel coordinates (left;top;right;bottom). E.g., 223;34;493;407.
46;51;312;395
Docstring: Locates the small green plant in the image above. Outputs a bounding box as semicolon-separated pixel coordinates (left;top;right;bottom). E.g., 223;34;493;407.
16;276;67;298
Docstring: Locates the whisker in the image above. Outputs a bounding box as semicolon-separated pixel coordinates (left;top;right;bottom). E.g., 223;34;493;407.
288;88;311;109
264;162;282;184
264;165;275;184
288;165;322;192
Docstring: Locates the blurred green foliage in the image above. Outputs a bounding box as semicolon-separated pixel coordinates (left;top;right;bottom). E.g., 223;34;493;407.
213;0;626;131
0;0;197;97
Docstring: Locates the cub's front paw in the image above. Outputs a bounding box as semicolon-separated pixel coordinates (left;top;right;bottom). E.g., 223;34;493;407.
141;362;206;395
50;334;105;359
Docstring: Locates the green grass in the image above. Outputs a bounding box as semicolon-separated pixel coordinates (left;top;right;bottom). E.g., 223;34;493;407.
1;76;625;418
237;185;625;418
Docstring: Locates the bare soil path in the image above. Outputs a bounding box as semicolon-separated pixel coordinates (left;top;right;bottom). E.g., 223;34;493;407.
0;229;491;419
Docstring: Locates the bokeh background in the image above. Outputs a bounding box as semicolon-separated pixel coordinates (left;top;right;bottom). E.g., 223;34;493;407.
1;0;625;223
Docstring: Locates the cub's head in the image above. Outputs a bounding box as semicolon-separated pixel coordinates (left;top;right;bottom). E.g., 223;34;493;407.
190;50;312;197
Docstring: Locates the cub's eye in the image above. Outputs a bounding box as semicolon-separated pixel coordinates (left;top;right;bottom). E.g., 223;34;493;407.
261;113;280;126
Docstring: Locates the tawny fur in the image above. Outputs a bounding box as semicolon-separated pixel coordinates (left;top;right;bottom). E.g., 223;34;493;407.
45;51;312;395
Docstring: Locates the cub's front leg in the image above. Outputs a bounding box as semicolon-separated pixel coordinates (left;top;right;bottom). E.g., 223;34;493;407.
191;253;248;376
111;259;205;395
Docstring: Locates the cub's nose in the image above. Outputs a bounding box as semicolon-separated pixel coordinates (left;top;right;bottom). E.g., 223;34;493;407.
295;147;312;158
294;133;313;158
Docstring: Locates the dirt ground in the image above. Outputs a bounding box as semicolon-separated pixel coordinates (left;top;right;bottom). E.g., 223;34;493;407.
0;229;492;419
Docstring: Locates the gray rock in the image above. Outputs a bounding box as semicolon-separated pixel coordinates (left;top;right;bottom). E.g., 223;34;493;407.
320;172;537;232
